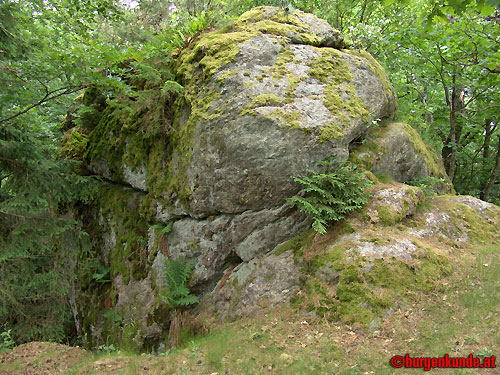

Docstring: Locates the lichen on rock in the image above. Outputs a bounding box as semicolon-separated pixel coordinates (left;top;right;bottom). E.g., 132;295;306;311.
60;6;500;352
349;122;452;191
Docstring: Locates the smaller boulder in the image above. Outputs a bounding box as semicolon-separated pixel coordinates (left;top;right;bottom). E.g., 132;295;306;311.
364;183;424;226
350;122;452;191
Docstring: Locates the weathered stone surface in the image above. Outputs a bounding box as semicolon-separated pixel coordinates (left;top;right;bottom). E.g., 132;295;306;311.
354;235;417;260
82;6;397;220
113;275;162;346
206;185;500;322
409;195;500;242
178;30;397;216
364;183;424;225
350;122;452;189
66;6;494;352
150;202;311;294
209;250;301;320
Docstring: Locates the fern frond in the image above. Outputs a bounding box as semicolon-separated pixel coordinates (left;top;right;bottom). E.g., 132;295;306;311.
163;256;198;308
287;161;372;234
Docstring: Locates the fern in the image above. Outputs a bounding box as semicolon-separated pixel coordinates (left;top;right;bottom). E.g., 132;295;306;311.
162;256;199;308
151;221;174;235
288;161;372;234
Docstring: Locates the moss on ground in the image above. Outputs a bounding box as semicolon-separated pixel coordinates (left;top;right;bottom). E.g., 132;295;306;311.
377;204;398;226
288;221;452;327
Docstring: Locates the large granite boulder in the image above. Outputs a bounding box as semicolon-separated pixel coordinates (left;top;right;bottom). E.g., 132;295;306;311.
84;6;397;218
65;7;473;352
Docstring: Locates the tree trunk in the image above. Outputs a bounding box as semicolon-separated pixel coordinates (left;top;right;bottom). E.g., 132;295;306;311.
360;0;368;24
168;309;186;348
482;132;500;202
480;118;493;200
442;76;464;182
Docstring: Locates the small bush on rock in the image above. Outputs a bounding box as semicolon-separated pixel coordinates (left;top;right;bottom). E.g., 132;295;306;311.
288;161;372;234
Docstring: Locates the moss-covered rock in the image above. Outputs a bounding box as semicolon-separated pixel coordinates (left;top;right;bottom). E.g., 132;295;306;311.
65;6;471;351
58;126;89;162
349;122;452;191
169;6;397;217
363;183;424;226
71;6;396;220
205;181;500;327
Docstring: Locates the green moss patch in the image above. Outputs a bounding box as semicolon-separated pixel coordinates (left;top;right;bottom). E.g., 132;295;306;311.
376;204;398;226
347;49;394;101
240;94;283;116
348;122;451;190
307;48;369;142
291;229;451;327
59;126;89;161
348;135;384;170
274;229;316;261
96;184;150;284
433;196;500;244
84;88;171;184
177;30;257;80
270;46;295;80
236;7;323;46
264;109;303;129
399;122;447;179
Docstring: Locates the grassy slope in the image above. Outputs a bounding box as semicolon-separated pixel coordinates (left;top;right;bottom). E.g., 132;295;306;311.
1;243;498;375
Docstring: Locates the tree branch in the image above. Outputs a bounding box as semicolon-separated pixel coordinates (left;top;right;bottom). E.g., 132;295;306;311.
0;85;84;124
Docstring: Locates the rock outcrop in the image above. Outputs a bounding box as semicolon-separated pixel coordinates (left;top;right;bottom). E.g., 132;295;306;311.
61;6;499;351
208;185;500;323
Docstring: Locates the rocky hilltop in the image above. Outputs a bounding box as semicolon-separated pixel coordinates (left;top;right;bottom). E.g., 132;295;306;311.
60;6;500;351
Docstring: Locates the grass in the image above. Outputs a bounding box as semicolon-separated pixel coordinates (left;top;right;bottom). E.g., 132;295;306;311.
1;244;499;375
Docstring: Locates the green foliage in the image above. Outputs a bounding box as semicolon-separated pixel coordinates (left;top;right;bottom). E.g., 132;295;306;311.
151;221;174;235
408;176;446;196
75;105;103;130
0;0;219;345
97;343;117;353
476;347;494;358
2;0;499;350
0;120;96;344
162;256;199;309
90;261;111;284
347;0;500;202
102;309;123;327
287;161;372;234
0;329;15;353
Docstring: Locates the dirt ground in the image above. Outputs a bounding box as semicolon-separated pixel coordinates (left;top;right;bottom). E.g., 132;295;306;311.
0;342;87;375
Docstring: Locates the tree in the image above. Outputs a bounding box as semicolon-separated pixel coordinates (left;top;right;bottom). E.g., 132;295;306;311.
0;0;122;343
348;0;500;202
0;0;224;343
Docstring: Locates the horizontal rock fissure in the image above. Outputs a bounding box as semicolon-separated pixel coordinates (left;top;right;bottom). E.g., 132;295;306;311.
97;176;148;194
